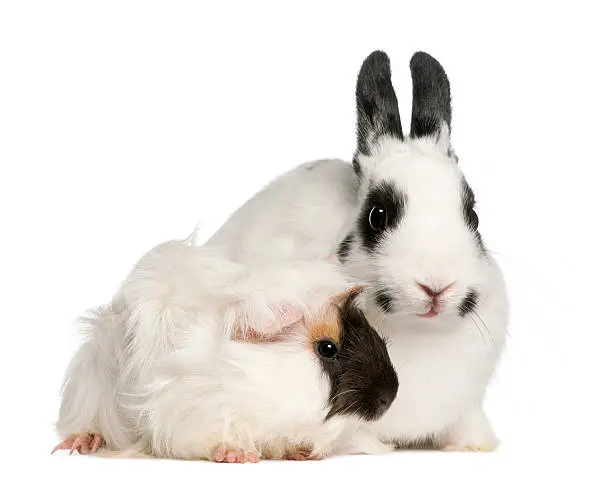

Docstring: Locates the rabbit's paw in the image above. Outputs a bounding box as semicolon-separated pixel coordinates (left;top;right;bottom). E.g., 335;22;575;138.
52;433;104;455
213;446;260;463
440;406;499;452
442;443;496;452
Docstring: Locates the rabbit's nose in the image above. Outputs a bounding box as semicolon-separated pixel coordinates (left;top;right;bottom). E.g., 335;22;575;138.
416;281;455;297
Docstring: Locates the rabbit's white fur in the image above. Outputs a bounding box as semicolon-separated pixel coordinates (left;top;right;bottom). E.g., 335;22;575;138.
56;238;389;460
206;52;508;451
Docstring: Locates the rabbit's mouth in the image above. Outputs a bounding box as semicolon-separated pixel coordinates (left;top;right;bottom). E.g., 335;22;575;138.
417;307;440;318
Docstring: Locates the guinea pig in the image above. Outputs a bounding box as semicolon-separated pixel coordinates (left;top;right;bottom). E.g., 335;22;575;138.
136;287;399;462
53;238;398;461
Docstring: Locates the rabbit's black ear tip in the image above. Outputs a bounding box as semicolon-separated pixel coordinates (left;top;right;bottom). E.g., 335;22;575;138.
367;50;389;60
362;50;390;70
410;51;444;71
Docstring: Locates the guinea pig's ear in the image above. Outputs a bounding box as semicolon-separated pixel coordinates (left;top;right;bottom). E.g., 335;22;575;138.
409;52;454;158
354;51;403;174
329;285;367;308
231;302;306;344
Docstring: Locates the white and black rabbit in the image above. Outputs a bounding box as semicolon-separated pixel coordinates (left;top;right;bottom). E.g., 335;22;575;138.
54;238;398;461
206;51;509;451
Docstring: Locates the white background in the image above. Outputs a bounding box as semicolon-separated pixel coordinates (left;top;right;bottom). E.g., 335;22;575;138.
1;1;611;485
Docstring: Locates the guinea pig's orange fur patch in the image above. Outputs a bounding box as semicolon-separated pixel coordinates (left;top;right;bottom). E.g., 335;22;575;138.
307;308;342;345
306;285;366;346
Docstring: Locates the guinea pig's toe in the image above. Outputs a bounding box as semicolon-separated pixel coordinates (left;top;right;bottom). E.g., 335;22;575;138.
52;433;104;455
51;437;75;454
213;446;227;462
90;434;104;453
213;446;259;463
245;452;260;463
70;435;91;454
285;445;322;461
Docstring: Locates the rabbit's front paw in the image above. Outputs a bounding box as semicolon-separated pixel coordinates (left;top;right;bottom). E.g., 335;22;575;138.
440;406;499;452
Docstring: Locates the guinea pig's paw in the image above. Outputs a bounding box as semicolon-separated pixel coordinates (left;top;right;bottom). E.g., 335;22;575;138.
284;445;323;461
51;433;104;455
213;446;260;463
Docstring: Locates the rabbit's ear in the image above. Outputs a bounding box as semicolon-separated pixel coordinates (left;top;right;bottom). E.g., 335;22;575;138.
355;51;403;159
409;52;453;155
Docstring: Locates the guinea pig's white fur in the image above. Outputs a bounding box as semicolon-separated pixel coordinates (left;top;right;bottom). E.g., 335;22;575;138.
136;326;350;460
205;51;509;451
56;237;389;460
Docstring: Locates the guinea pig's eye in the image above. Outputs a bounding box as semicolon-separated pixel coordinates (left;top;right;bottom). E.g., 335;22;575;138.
316;340;338;360
368;205;387;232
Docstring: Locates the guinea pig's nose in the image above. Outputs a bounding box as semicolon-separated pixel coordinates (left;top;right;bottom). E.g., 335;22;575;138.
375;389;396;415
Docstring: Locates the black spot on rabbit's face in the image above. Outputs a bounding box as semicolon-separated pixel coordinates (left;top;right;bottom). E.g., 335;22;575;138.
357;181;407;253
458;289;479;317
374;287;395;313
461;178;486;254
321;292;399;422
337;232;354;264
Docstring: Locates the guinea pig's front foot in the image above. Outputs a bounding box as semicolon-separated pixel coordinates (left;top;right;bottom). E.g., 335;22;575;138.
51;433;104;455
439;406;499;452
284;445;323;461
213;446;260;463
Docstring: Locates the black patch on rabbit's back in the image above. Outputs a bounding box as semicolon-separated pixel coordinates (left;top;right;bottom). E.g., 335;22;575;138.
357;181;407;253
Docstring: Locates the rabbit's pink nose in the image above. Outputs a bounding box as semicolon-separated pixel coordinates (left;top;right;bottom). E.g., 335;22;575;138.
416;282;455;297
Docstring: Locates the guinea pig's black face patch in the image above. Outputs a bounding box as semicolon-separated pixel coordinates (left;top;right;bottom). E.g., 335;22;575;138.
317;292;398;422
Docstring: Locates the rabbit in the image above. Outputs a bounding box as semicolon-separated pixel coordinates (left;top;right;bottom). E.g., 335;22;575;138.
205;50;509;451
53;236;399;461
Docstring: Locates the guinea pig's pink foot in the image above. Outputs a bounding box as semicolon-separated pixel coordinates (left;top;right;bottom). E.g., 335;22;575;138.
51;438;74;454
213;446;259;463
89;434;104;453
51;433;104;455
285;445;322;461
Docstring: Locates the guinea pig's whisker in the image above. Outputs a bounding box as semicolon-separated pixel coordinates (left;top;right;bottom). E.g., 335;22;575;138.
337;398;361;416
330;389;359;402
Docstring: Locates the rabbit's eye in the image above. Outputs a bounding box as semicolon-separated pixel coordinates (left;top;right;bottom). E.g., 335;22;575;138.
316;340;338;360
368;205;387;232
